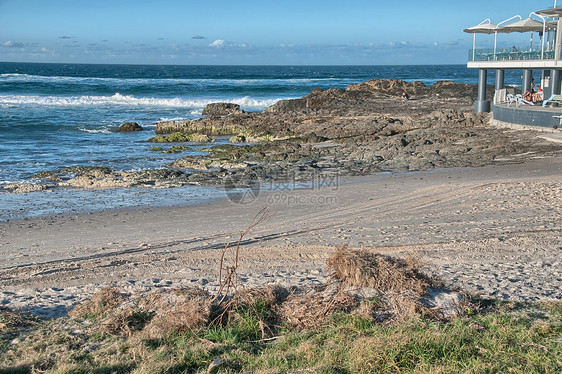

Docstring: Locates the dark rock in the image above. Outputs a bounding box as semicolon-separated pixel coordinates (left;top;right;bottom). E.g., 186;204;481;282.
29;78;561;193
117;122;143;132
346;79;427;97
147;132;213;143
229;135;246;143
266;98;308;113
154;120;191;134
202;102;243;116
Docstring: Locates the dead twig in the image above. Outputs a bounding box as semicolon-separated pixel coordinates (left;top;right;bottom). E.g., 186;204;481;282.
210;208;276;337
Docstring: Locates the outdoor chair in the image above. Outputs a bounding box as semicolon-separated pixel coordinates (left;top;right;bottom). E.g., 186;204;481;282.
494;88;507;104
542;94;562;107
506;93;516;107
515;94;534;107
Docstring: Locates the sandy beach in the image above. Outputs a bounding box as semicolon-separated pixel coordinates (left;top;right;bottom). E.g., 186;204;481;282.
1;154;561;318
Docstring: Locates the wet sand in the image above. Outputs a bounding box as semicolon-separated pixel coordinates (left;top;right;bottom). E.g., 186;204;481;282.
1;155;561;318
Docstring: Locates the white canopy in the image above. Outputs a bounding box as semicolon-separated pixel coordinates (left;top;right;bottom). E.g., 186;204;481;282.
536;7;562;18
463;23;498;34
463;20;499;60
497;18;546;33
464;13;553;60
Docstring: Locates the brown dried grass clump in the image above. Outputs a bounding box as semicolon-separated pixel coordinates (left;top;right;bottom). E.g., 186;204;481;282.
96;307;153;337
239;284;290;307
69;287;126;319
71;287;212;337
142;288;212;339
99;288;212;337
327;246;429;296
326;246;434;322
0;307;30;332
279;289;358;330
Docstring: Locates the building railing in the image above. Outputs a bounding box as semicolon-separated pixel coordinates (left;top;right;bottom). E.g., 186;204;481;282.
469;48;555;62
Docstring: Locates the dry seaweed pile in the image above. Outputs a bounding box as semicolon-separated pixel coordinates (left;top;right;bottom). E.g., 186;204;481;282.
67;246;461;340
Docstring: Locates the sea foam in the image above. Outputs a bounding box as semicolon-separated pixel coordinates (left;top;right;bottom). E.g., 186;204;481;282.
0;73;339;86
0;94;280;110
78;128;113;134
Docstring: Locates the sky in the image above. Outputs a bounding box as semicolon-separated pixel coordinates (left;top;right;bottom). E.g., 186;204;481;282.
0;0;559;65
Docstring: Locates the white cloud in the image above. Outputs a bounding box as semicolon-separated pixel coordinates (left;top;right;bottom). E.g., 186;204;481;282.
208;39;248;48
209;39;226;48
1;40;24;48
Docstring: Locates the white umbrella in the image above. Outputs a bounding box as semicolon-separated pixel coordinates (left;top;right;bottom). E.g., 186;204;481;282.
497;15;548;58
463;23;498;34
536;7;562;18
463;20;498;60
497;18;545;33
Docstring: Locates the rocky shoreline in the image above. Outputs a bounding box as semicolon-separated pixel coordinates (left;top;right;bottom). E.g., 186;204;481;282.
5;79;562;194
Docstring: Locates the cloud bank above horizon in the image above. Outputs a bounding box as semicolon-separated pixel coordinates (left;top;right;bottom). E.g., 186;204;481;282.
0;0;555;65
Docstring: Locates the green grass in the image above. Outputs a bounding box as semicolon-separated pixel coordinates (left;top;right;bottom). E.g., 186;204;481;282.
1;300;560;373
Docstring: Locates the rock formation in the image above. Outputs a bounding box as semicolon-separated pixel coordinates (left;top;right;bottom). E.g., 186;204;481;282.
117;122;143;132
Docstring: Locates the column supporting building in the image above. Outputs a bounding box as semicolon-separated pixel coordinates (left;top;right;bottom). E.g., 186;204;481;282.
495;69;505;89
552;69;561;95
523;70;533;92
475;68;490;113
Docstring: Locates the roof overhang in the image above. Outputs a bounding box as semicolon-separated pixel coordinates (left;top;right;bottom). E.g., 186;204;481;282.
468;59;562;69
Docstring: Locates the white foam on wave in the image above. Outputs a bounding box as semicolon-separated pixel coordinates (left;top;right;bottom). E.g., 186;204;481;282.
78;128;112;134
0;73;31;78
158;117;189;122
0;73;340;86
0;93;281;110
231;96;278;108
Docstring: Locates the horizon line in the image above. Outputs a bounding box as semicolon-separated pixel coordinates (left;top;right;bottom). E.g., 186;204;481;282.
0;61;468;67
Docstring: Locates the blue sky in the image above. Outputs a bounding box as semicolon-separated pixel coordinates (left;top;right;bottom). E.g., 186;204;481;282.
0;0;558;65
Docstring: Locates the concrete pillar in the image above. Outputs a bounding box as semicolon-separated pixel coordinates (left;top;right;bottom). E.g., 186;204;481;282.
475;69;490;113
523;70;533;92
554;17;562;60
543;70;552;99
552;70;561;95
495;69;505;90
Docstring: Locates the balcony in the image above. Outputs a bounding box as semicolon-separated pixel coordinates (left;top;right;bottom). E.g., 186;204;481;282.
469;48;555;62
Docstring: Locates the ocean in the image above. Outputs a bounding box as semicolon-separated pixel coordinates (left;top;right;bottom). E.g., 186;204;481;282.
0;63;530;220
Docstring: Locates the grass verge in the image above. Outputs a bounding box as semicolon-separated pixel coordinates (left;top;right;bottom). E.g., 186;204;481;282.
1;298;560;373
1;244;560;373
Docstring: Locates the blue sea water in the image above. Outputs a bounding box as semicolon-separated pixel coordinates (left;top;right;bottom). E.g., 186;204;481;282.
0;63;527;219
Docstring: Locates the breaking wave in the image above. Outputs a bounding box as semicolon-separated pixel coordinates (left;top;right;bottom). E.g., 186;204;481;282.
0;93;280;110
78;127;113;134
0;73;339;86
